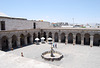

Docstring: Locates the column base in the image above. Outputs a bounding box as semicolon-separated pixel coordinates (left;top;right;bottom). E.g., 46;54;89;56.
81;44;84;45
73;43;75;45
9;46;12;50
18;45;20;48
90;45;93;47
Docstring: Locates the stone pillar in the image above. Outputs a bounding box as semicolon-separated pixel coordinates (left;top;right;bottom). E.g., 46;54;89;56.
0;39;2;50
17;37;20;47
30;35;33;44
46;33;48;42
73;34;76;45
90;35;94;47
52;33;54;42
65;34;68;44
35;32;38;38
0;21;1;30
81;34;84;45
8;38;12;49
25;36;27;45
59;34;61;43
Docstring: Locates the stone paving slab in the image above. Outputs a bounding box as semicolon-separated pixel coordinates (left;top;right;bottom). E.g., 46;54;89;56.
0;50;62;68
8;43;100;68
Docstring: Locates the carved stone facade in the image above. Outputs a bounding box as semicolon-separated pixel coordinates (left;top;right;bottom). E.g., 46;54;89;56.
0;29;41;50
0;28;100;51
0;16;100;51
42;28;100;47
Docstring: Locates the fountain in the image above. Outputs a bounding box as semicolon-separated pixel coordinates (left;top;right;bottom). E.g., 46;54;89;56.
41;46;63;61
50;47;55;57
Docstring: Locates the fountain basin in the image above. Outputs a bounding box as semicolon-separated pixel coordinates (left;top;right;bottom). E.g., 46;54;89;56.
41;51;63;61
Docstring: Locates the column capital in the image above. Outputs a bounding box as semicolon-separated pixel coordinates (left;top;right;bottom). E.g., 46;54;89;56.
65;33;68;36
52;32;55;34
73;34;76;37
81;34;84;37
90;34;94;37
8;37;12;40
73;33;76;35
8;38;12;42
90;33;94;36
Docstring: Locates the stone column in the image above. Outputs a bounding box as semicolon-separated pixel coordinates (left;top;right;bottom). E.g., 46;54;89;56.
17;37;20;47
30;35;33;44
41;31;43;37
0;39;2;50
81;34;84;45
90;35;94;47
65;34;68;44
73;34;76;45
0;21;1;30
52;33;54;42
25;36;27;45
46;33;48;42
59;34;61;43
8;38;12;49
35;32;38;38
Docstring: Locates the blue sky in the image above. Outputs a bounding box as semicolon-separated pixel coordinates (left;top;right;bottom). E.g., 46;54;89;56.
0;0;100;24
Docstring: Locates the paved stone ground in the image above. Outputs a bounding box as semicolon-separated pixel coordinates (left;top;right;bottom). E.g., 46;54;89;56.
8;43;100;68
0;51;61;68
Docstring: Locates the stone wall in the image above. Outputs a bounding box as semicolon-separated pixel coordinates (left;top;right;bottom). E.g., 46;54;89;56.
0;17;33;31
35;21;53;29
0;17;52;31
0;28;100;51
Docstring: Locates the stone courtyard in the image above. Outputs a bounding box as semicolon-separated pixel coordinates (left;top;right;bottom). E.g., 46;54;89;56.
7;43;100;68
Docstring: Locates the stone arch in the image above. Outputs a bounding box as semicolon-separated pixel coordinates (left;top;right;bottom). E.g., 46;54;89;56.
76;33;81;44
68;33;73;43
48;32;52;38
20;34;25;46
1;36;9;51
61;33;66;43
33;33;36;43
43;32;46;41
27;33;31;44
93;34;100;46
54;32;58;42
84;33;90;45
12;35;17;48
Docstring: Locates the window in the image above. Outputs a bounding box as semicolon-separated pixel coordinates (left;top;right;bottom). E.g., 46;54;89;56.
1;21;5;30
33;22;36;29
